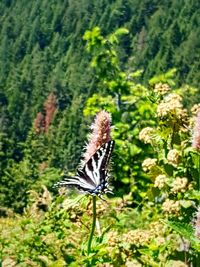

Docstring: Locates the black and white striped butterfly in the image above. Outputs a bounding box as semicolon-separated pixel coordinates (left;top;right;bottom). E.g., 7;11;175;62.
55;140;115;198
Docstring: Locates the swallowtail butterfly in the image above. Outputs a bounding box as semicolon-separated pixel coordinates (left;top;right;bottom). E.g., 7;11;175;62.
55;140;115;198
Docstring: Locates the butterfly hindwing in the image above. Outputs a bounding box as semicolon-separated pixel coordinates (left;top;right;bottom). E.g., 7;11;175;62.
81;140;114;190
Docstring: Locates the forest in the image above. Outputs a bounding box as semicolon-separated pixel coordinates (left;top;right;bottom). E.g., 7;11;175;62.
0;0;200;266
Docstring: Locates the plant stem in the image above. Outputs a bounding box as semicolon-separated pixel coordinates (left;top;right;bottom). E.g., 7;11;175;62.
87;195;97;255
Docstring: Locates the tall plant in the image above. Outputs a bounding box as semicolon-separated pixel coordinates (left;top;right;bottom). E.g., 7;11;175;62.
83;27;156;201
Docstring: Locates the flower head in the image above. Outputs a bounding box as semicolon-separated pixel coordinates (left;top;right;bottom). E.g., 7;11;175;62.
139;127;154;144
192;111;200;151
166;260;188;267
171;177;188;193
82;110;112;164
142;158;157;172
106;231;119;247
167;149;180;166
154;83;170;95
191;103;200;115
149;221;166;236
125;260;142;267
123;229;151;246
162;199;180;215
157;93;183;117
154;174;167;189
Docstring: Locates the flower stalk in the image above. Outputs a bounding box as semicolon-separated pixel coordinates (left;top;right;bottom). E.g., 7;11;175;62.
84;111;112;254
87;195;97;254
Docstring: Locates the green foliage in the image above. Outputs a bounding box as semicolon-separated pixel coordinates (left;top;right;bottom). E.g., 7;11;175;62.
82;27;200;265
83;27;156;201
0;0;200;211
1;186;199;266
0;1;200;265
166;220;200;252
149;68;177;87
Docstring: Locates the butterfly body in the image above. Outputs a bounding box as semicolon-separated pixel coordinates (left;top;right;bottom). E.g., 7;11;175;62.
55;140;115;197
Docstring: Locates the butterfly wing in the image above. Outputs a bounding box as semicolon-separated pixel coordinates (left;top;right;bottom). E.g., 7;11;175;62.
55;173;96;192
87;140;115;185
55;140;115;196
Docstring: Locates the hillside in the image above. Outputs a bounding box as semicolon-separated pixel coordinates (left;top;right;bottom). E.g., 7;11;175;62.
1;1;200;265
0;0;200;211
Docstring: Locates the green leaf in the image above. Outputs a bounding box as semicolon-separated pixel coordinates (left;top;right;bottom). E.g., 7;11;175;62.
179;200;193;208
164;164;174;176
114;28;129;36
187;190;200;200
149;69;177;86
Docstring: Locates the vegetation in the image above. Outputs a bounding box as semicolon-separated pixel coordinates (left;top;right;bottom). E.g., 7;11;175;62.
1;71;200;265
0;0;200;266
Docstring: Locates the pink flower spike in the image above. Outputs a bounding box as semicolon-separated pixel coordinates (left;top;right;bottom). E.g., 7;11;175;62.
82;111;112;164
194;207;200;238
192;111;200;151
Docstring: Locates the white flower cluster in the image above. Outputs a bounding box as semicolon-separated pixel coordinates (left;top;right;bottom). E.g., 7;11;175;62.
142;158;157;172
154;174;167;189
154;236;165;246
162;199;180;214
125;259;142;267
167;149;179;166
154;83;170;95
123;229;151;246
171;177;188;193
139;127;154;144
106;231;119;247
191;103;200;115
157;93;183;117
167;260;188;267
149;221;166;236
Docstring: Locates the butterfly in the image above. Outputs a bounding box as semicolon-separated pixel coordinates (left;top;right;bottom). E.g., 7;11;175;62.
55;140;115;198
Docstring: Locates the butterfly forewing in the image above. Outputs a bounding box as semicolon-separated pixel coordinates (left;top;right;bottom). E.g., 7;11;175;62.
82;140;114;187
55;140;115;196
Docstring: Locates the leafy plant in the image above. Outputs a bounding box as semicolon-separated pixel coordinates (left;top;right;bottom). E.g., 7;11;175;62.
83;27;156;202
